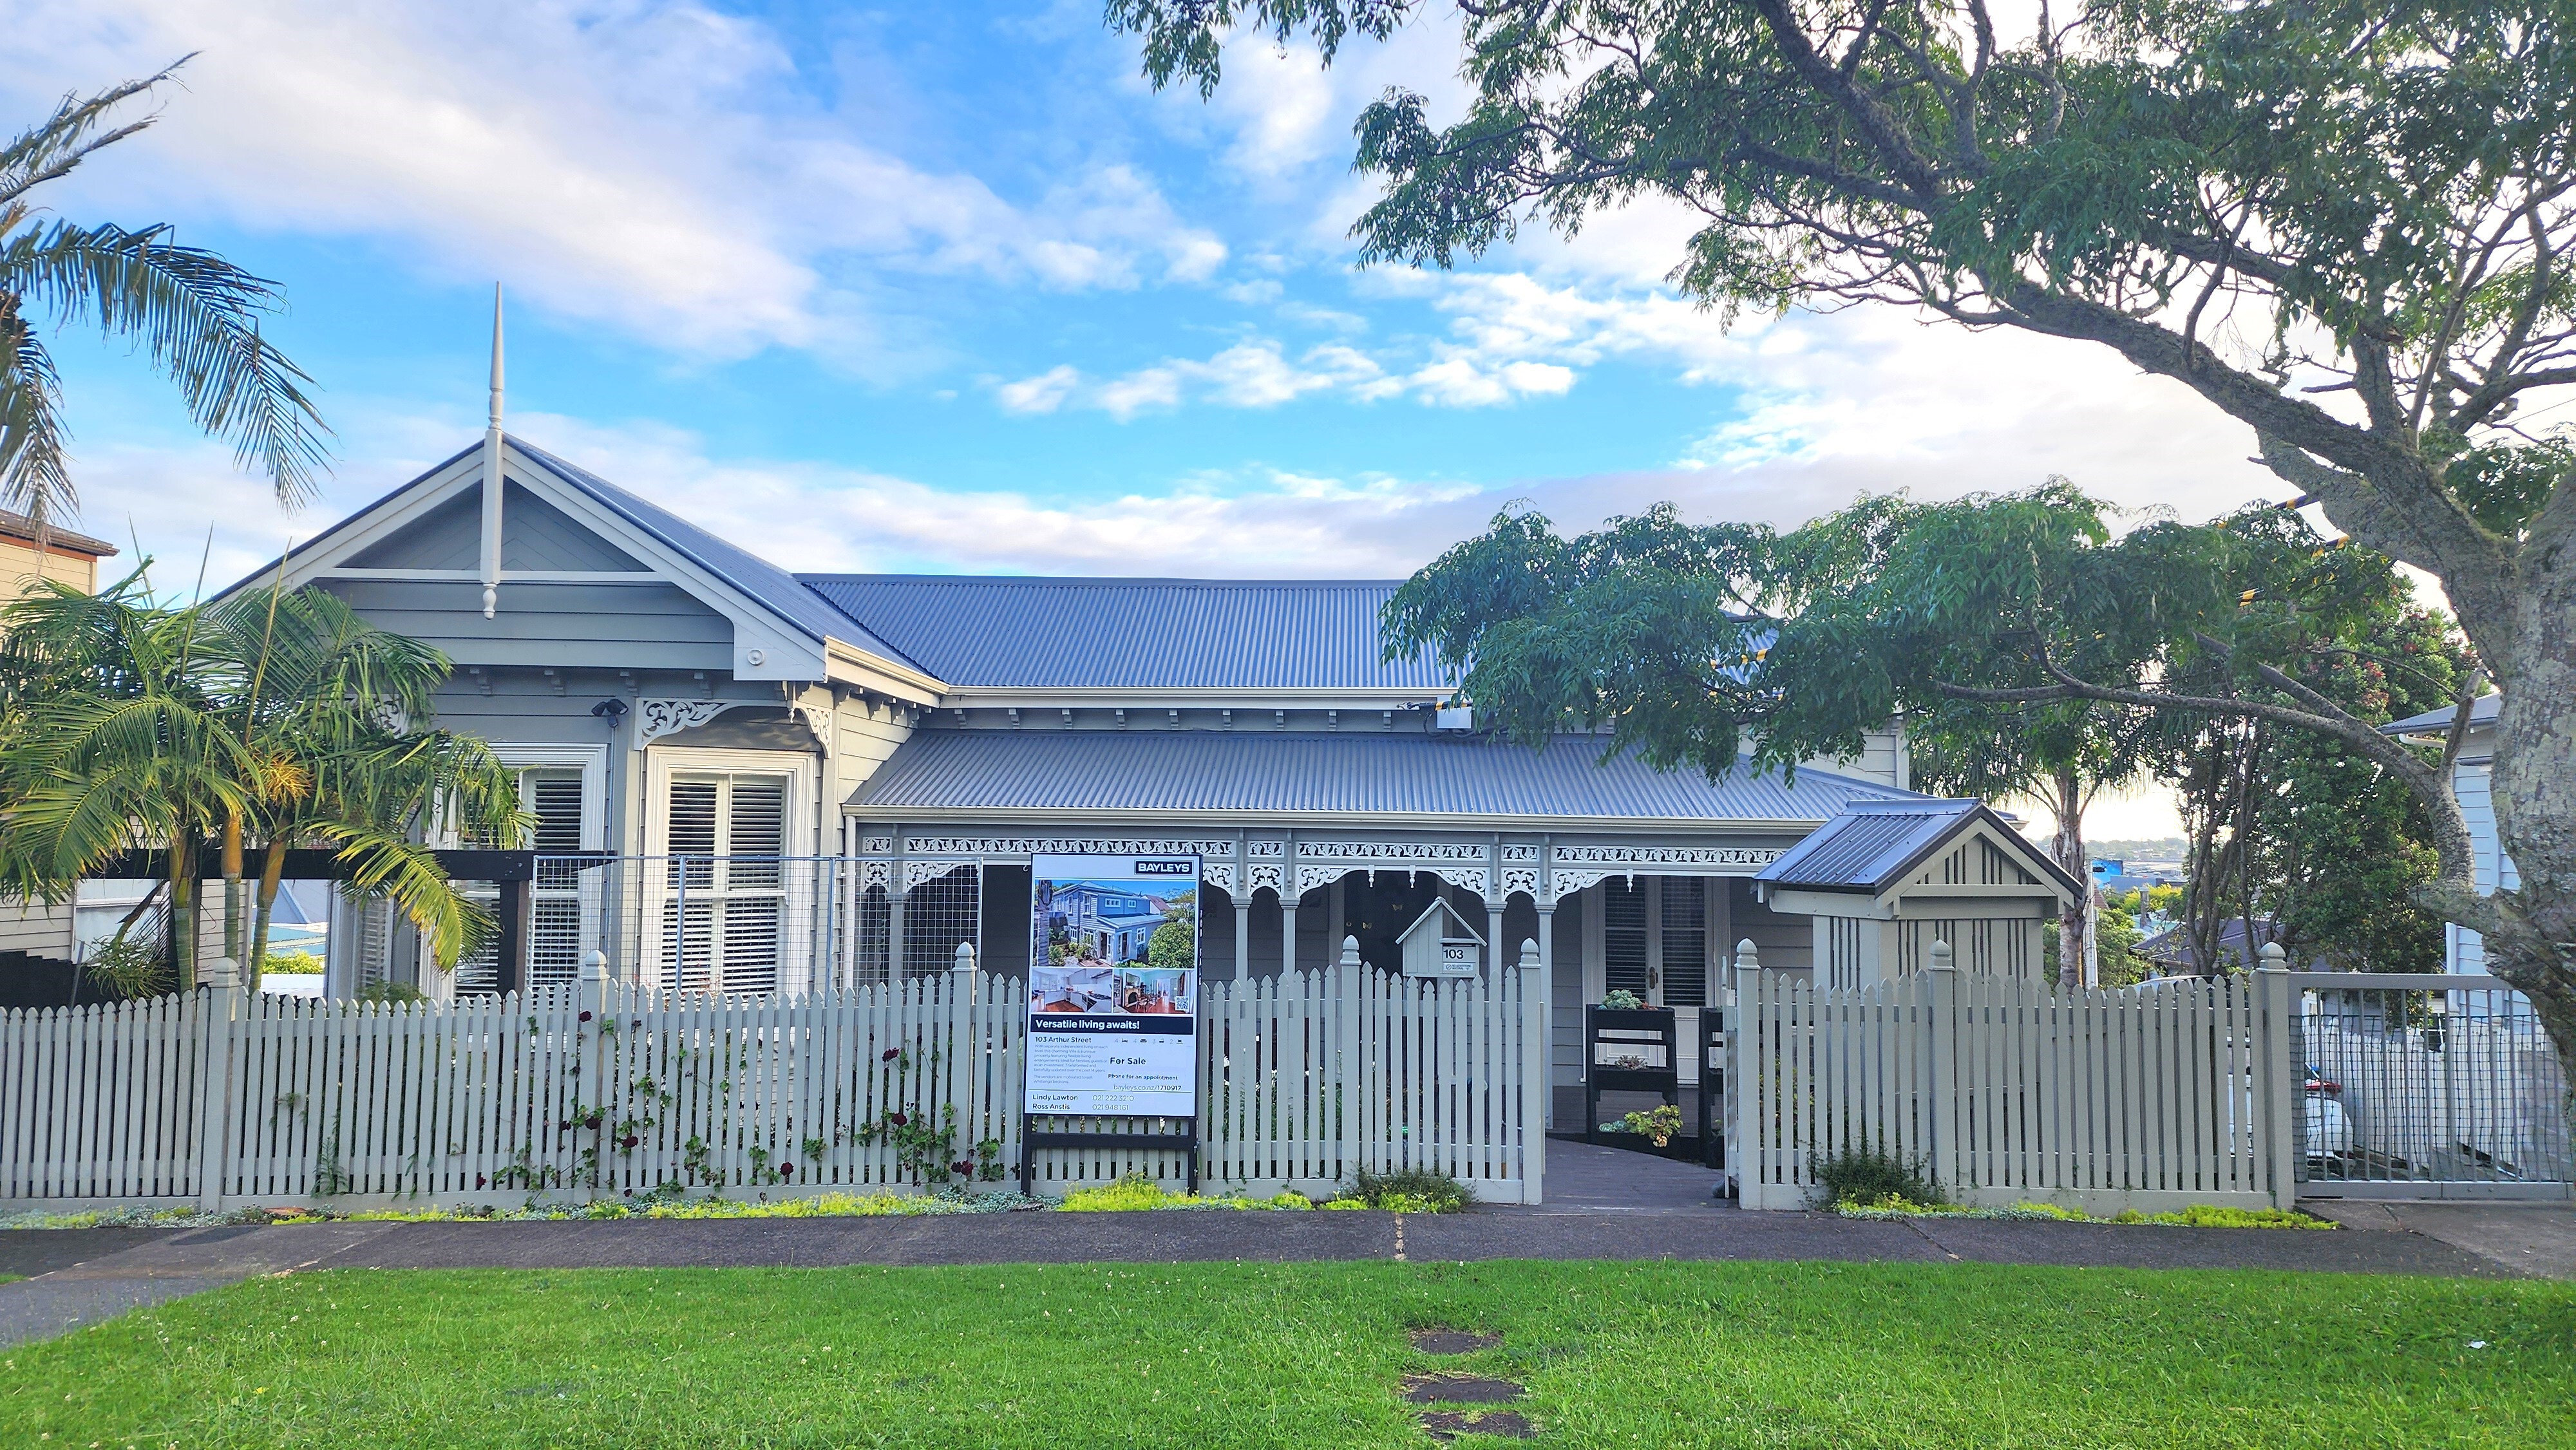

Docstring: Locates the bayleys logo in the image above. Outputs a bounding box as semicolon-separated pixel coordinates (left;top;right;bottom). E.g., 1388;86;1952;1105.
1131;859;1195;876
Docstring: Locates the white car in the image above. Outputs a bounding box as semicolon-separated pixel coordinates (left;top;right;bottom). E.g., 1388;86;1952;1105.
2303;1069;2354;1162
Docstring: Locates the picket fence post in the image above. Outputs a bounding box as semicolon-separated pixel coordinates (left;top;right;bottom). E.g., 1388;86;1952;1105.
1516;936;1546;1205
2256;942;2295;1209
1732;940;1761;1207
1925;940;1957;1198
1335;936;1362;1189
193;957;243;1210
951;943;980;1154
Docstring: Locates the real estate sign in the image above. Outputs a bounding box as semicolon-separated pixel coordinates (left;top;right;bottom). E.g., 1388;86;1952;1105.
1025;854;1199;1117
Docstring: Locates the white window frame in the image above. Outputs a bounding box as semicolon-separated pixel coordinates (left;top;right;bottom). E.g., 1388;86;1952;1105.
640;746;819;994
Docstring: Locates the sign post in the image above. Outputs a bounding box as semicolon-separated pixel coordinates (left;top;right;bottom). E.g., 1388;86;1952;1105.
1020;853;1200;1194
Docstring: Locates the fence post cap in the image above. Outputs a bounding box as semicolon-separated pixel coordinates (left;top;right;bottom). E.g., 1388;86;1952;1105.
1337;934;1362;968
2257;941;2287;971
580;948;610;983
1516;937;1542;972
952;941;978;973
1927;939;1955;973
1734;937;1760;972
201;956;242;990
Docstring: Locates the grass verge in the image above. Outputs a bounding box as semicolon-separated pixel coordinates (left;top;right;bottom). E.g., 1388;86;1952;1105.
3;1260;2568;1449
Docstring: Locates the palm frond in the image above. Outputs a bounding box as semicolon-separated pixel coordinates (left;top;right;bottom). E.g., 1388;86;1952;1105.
0;62;187;208
0;221;332;504
0;301;71;525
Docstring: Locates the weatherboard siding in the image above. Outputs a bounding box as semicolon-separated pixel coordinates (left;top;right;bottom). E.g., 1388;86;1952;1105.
343;480;647;572
322;579;734;671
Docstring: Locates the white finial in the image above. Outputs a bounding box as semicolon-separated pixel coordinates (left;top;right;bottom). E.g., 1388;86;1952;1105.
480;283;506;619
489;282;505;428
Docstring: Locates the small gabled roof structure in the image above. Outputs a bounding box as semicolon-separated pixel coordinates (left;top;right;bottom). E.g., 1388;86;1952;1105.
1396;898;1485;950
1756;798;2081;914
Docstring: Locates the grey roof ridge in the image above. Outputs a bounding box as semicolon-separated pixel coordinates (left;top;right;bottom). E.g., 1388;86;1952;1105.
791;572;1410;587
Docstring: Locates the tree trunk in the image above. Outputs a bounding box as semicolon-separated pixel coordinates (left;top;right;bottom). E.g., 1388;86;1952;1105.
2480;573;2576;1111
2049;763;2087;992
247;838;288;995
221;813;244;970
167;831;198;986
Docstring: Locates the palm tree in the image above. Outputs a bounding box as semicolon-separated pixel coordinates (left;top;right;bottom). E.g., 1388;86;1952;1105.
1;61;331;540
0;576;523;992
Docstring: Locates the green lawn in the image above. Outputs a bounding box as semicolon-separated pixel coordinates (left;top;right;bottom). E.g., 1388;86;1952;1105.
4;1261;2568;1448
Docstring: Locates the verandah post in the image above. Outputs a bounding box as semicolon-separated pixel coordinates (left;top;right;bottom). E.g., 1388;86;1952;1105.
193;956;243;1210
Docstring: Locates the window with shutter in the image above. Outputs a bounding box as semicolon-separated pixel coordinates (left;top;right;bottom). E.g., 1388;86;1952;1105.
1661;878;1707;1007
659;771;792;995
525;770;589;986
1602;879;1649;999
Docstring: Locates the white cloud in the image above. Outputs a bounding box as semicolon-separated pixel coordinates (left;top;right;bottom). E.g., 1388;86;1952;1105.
0;1;1224;360
994;365;1082;416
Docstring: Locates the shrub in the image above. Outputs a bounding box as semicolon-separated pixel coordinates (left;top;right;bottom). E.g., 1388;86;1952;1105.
1810;1146;1942;1208
1058;1173;1313;1212
1600;988;1646;1010
263;949;325;975
1349;1167;1473;1213
357;980;427;1004
1612;1104;1685;1146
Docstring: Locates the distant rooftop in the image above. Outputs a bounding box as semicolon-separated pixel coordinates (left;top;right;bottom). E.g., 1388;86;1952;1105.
0;509;117;559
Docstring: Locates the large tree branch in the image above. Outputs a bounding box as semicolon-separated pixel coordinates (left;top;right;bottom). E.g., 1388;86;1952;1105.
1746;0;1947;200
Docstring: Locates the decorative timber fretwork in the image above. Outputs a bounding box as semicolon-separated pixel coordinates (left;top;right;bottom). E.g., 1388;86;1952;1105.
846;827;1786;905
904;859;977;889
792;703;834;757
632;698;735;750
1553;844;1783;869
869;835;1243;860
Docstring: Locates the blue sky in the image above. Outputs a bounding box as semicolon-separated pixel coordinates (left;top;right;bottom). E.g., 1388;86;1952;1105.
5;1;2310;834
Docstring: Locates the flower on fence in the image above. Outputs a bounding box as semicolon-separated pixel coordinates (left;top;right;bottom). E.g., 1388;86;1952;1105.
951;1160;974;1178
475;1174;488;1189
621;1135;640;1150
780;1163;795;1177
882;1048;900;1061
889;1113;909;1127
579;1010;593;1022
585;1113;603;1131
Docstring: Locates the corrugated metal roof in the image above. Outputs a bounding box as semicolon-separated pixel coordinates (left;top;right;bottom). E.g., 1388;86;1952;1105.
1752;797;2070;894
797;576;1452;690
846;729;1916;822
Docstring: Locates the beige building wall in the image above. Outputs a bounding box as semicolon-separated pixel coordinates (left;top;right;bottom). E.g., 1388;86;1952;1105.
0;514;117;961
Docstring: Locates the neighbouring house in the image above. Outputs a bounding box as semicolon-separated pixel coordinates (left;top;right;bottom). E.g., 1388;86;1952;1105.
0;511;133;979
2383;694;2508;975
213;429;2061;1125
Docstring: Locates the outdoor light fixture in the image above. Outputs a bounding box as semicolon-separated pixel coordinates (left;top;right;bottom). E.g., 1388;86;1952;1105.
591;698;629;727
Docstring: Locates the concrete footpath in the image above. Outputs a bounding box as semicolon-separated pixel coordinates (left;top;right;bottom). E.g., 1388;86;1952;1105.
2;1141;2563;1352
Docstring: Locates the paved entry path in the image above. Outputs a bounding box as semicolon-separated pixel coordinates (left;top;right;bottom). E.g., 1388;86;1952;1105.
2;1140;2552;1351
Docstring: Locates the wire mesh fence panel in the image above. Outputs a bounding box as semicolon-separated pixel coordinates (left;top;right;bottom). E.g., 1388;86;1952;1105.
2294;976;2571;1194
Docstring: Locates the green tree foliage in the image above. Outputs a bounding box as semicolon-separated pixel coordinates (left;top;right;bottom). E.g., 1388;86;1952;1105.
2168;598;2474;974
1110;0;2576;1105
0;574;523;990
1;63;330;535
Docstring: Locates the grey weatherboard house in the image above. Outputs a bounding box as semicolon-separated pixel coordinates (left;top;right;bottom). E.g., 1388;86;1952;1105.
225;431;2061;1125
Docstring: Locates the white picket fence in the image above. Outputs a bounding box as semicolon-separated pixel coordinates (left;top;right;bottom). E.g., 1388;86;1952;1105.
1;951;1546;1210
1730;952;2299;1212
